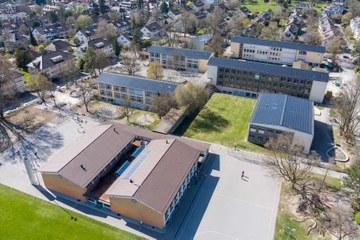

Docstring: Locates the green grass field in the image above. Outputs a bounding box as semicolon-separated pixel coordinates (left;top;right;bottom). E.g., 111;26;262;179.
242;0;280;12
180;93;265;152
0;184;143;240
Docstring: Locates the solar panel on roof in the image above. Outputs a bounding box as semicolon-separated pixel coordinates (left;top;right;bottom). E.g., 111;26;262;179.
124;151;151;179
131;145;144;158
116;161;130;176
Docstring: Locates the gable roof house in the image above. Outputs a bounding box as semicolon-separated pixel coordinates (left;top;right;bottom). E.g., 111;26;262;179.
140;22;162;39
88;38;114;56
75;26;97;44
117;33;131;48
45;39;72;52
32;23;67;41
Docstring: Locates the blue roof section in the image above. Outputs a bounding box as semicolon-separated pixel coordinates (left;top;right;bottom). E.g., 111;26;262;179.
250;93;314;134
231;36;325;53
149;46;213;60
96;73;178;93
208;57;329;82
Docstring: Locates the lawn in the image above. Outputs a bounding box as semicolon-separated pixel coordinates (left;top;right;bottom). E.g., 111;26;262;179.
311;173;342;190
180;93;265;152
242;0;280;12
0;184;144;240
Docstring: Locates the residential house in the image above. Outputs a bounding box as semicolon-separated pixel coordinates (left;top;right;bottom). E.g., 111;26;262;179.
295;3;313;14
75;26;97;45
111;18;131;32
281;24;298;41
45;39;72;52
149;45;213;73
0;12;27;24
191;2;205;13
319;13;335;46
140;22;162;39
350;17;360;41
230;36;325;66
32;23;67;41
117;33;131;48
96;72;178;110
207;57;329;103
27;51;76;79
40;123;209;229
119;0;137;11
324;3;344;17
88;38;114;56
168;9;181;20
248;93;314;153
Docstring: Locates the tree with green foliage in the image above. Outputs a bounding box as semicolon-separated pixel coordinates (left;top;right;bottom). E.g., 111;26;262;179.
76;15;94;29
26;73;53;103
147;61;164;79
15;47;33;70
342;160;360;211
29;30;37;46
83;48;97;75
0;57;17;119
78;58;85;71
175;82;210;114
160;2;169;13
342;12;353;26
49;11;59;23
113;39;121;56
99;0;106;14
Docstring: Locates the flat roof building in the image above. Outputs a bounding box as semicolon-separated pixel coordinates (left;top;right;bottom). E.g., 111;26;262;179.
41;123;209;229
248;93;314;153
230;36;325;66
149;46;213;73
207;57;329;103
96;72;178;110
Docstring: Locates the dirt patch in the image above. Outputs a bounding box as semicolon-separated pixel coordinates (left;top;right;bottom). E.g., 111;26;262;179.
0;104;58;152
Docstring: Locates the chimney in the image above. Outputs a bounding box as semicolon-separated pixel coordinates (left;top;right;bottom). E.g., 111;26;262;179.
80;164;87;171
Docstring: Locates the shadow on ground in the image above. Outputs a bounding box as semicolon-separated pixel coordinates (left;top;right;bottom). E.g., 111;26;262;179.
311;120;334;162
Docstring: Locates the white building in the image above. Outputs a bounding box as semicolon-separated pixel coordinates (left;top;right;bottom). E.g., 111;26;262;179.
350;17;360;41
248;93;314;154
117;33;131;48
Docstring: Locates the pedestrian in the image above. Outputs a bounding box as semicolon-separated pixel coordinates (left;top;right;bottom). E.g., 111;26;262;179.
241;171;244;178
34;152;38;158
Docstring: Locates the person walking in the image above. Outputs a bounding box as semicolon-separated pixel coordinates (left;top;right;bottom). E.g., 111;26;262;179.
241;171;244;179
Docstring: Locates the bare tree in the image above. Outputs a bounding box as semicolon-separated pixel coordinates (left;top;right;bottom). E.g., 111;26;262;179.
332;79;360;141
0;58;17;119
180;11;197;36
119;55;140;75
147;61;164;79
94;51;112;75
76;79;94;112
26;73;53;103
207;32;225;56
95;19;120;41
260;22;281;40
175;82;210;114
263;133;313;190
59;64;80;87
327;36;345;66
328;207;359;240
151;92;177;118
121;98;134;122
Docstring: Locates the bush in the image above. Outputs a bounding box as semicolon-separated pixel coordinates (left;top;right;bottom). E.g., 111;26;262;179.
355;212;360;225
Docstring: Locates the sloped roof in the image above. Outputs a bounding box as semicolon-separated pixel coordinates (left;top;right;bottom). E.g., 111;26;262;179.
231;36;325;53
208;57;329;82
96;72;178;93
250;93;314;134
149;45;212;60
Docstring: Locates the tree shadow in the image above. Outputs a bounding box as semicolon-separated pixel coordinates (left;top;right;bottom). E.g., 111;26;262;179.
191;109;229;133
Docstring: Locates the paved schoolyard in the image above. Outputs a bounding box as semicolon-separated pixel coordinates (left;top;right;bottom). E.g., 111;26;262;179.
173;145;281;240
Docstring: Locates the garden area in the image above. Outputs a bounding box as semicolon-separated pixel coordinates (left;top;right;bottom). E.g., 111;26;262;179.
176;93;265;152
242;0;280;12
0;184;143;240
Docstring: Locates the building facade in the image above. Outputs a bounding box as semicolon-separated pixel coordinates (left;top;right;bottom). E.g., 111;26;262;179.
350;17;360;41
149;46;213;73
96;73;178;110
207;57;329;103
230;36;325;66
248;93;314;153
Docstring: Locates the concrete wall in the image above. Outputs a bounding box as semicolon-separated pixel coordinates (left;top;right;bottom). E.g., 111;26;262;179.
309;80;327;103
230;42;241;58
41;173;88;201
109;197;165;229
207;65;218;85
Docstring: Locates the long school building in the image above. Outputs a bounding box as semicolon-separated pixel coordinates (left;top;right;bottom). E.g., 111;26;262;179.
230;36;325;66
207;57;329;103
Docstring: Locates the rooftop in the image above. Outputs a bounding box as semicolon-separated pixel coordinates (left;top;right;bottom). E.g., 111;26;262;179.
231;36;325;53
208;57;329;82
250;93;314;134
96;72;178;93
149;45;213;60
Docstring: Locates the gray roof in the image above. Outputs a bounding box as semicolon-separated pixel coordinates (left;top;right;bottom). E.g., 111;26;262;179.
96;72;178;93
231;36;325;53
149;46;212;60
250;93;314;134
208;57;329;82
88;38;112;49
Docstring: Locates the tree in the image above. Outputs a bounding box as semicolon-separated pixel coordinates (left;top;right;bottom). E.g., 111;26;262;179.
76;15;94;29
327;36;345;65
160;2;169;13
94;51;112;74
15;47;33;70
332;79;360;141
147;61;164;80
26;73;53;103
260;22;281;40
227;14;247;36
83;48;97;75
151;92;177;118
304;30;322;45
95;20;120;41
263;133;313;190
180;11;197;36
351;41;360;67
49;11;59;23
342;159;360;211
175;82;209;114
0;57;17;118
119;55;140;75
108;12;120;22
328;207;359;240
121;98;134;122
341;12;353;26
99;0;106;14
207;32;225;56
76;79;94;112
29;30;37;46
59;64;80;85
348;0;360;18
113;39;120;56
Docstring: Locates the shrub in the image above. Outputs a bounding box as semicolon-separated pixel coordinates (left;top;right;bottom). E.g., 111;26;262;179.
355;211;360;225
